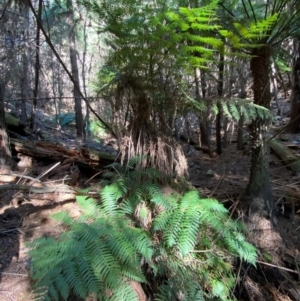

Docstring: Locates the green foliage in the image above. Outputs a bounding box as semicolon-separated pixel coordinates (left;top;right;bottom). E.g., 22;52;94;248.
55;112;76;126
220;99;272;124
181;94;272;125
84;0;275;155
28;162;257;301
166;0;223;68
219;0;300;46
89;119;107;138
219;13;278;47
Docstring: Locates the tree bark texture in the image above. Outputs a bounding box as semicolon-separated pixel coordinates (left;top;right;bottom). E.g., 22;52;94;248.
236;60;247;150
0;83;12;167
68;7;84;139
245;46;273;214
289;38;300;133
19;0;31;124
216;50;224;154
251;47;271;108
31;0;42;129
20;52;29;123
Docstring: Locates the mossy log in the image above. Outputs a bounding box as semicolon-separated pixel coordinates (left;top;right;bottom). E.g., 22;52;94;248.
4;112;31;137
5;112;24;127
269;138;300;175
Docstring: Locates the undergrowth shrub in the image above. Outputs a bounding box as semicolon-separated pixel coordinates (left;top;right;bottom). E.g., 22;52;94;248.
89;119;107;139
28;161;257;301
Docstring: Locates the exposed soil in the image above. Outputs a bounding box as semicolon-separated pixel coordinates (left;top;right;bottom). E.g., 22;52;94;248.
1;98;300;300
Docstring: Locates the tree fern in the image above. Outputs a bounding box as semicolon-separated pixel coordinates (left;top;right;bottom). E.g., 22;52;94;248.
28;163;256;301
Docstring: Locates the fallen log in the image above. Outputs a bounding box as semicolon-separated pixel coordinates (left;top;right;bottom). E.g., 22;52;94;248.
10;138;116;170
0;183;75;194
269;138;300;175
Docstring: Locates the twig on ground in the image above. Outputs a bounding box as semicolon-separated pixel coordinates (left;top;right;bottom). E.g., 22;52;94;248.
208;166;225;197
256;260;299;274
36;161;60;181
0;272;28;277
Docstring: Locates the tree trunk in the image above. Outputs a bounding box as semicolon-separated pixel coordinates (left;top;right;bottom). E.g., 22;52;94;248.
288;38;300;133
20;52;28;123
13;2;30;123
0;83;12;168
237;115;244;151
82;20;90;140
245;46;273;214
237;59;248;150
194;67;210;150
271;61;281;116
68;5;84;139
216;49;224;155
198;69;211;153
30;0;42;129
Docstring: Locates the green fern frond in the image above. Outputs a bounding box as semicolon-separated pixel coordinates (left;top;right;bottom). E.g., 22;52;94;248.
76;195;102;216
29;162;257;301
211;102;219;115
221;101;232;119
239;103;250;123
229;101;240;121
51;211;74;226
29;212;152;300
100;180;126;215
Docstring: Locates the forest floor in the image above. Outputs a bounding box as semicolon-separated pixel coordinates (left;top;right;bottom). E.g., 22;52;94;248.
1;97;300;300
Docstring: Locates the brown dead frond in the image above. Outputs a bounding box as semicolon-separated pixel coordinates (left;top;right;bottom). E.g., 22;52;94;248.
116;80;188;179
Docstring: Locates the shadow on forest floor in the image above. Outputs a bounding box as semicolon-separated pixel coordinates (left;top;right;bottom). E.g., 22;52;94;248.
1;99;300;300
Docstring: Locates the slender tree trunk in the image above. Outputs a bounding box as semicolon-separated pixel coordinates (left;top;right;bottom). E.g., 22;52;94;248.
216;50;224;154
28;0;115;137
198;69;211;153
20;52;28;123
16;3;30;123
68;7;84;139
237;60;247;151
82;20;90;140
271;61;281;116
0;83;12;168
30;0;42;129
288;38;300;133
245;46;273;215
237;115;244;151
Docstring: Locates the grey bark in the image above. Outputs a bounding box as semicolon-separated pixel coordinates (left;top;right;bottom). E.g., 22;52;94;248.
0;83;12;167
30;0;42;129
68;6;84;139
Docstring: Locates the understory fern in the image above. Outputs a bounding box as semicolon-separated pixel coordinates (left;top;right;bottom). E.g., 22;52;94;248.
28;164;257;301
180;87;272;125
217;98;272;124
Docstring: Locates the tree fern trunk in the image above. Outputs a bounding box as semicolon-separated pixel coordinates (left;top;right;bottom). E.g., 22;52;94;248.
289;38;300;133
245;46;273;214
251;47;271;108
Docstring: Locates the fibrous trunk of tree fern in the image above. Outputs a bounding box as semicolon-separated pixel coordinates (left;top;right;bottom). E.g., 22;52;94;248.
242;47;285;301
118;80;188;179
245;46;273;214
289;38;300;133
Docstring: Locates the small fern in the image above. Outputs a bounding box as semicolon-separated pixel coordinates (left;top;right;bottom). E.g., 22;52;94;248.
28;163;257;301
